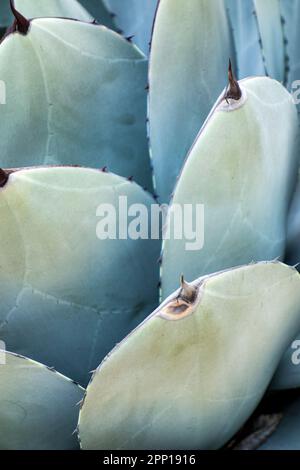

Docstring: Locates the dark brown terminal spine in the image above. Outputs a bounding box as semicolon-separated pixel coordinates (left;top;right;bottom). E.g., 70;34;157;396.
224;59;242;102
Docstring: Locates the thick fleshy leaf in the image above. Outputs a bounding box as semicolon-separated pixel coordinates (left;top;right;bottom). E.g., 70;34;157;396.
79;0;116;29
285;173;300;266
259;393;300;450
14;0;116;30
0;167;159;387
0;350;84;450
227;0;286;82
273;187;300;389
103;0;158;55
161;76;299;392
78;262;300;450
271;337;300;391
225;0;266;78
14;0;93;21
149;0;235;203
161;77;298;298
253;0;285;82
0;0;12;28
280;0;300;99
0;17;152;190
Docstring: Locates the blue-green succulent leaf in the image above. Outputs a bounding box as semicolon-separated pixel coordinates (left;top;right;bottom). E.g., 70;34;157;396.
253;0;285;82
14;0;93;21
14;0;116;30
161;77;298;298
0;350;84;450
103;0;158;55
226;0;285;82
271;177;300;391
0;18;152;190
280;0;300;90
0;167;160;387
78;262;300;450
285;172;300;266
161;76;299;393
271;336;300;391
79;0;116;29
225;0;266;78
149;0;235;203
0;0;12;28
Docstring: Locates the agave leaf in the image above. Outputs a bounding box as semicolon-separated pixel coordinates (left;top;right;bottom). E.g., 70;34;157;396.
253;0;285;82
0;167;160;387
285;172;300;266
0;0;13;28
160;76;299;392
280;0;300;104
0;15;152;190
225;0;266;78
161;76;298;298
227;0;286;82
271;336;300;390
78;262;300;450
259;393;300;449
276;173;300;391
102;0;158;55
0;350;84;450
79;0;116;29
271;141;300;390
14;0;93;21
149;0;235;203
272;215;300;392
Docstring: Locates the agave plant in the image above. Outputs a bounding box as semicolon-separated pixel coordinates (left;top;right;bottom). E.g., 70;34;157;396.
79;262;300;450
0;0;300;451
